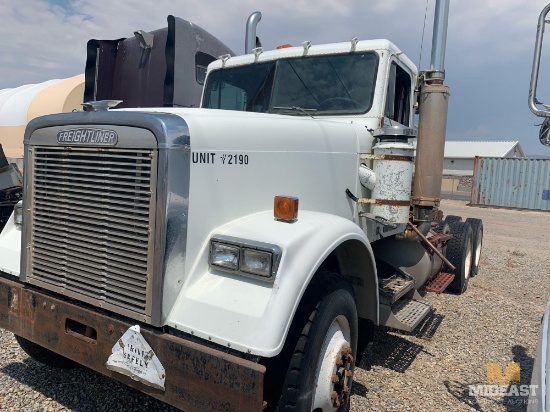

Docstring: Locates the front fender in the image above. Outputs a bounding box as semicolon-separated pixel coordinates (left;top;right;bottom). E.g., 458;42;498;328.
166;210;377;357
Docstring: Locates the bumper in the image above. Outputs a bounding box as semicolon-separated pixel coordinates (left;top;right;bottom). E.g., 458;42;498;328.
0;276;265;411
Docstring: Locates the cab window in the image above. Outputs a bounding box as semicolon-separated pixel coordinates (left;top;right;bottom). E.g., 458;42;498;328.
385;62;412;125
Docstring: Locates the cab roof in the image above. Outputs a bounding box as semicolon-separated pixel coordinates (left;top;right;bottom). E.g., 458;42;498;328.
207;39;418;75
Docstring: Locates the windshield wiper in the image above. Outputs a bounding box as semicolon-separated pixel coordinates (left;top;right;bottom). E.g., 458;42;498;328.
273;106;317;118
327;58;357;109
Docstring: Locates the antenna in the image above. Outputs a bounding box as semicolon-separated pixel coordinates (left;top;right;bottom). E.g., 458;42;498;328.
418;0;430;70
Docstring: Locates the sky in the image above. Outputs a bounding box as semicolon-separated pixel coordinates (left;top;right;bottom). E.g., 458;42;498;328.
1;0;550;155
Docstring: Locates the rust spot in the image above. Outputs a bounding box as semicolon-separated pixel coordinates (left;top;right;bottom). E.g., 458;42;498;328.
360;154;413;162
358;198;411;206
9;289;19;314
0;280;266;411
22;292;35;321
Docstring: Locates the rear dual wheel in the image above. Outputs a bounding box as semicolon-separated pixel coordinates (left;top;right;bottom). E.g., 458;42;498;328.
445;221;473;294
465;218;483;276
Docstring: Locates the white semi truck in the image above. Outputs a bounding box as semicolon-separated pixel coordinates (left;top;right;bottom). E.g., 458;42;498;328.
0;2;484;411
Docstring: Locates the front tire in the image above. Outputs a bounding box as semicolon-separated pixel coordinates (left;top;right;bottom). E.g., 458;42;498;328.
277;273;358;411
15;335;78;368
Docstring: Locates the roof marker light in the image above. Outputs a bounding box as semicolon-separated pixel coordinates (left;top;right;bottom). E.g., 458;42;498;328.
276;44;293;49
274;196;299;223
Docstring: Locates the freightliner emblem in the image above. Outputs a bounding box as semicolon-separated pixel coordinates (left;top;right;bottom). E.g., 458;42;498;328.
57;128;118;146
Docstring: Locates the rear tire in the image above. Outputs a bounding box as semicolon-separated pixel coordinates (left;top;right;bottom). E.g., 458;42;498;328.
465;218;483;276
435;220;451;235
444;215;462;225
445;222;473;294
15;335;78;368
276;272;358;412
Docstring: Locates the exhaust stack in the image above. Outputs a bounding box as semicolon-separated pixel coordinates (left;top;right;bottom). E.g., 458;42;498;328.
411;0;451;222
245;12;262;54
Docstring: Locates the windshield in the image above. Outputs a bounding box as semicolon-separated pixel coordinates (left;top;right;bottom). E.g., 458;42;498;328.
203;52;378;115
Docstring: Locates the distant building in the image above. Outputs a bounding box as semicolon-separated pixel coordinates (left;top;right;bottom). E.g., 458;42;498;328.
443;141;525;176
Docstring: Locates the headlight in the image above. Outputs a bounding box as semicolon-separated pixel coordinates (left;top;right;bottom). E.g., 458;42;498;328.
14;200;23;229
241;248;272;277
210;242;240;271
209;236;281;282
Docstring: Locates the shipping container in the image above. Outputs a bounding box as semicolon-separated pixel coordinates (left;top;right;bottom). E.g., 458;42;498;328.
471;157;550;211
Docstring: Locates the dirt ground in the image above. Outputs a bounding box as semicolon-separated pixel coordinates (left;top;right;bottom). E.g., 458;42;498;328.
350;199;550;412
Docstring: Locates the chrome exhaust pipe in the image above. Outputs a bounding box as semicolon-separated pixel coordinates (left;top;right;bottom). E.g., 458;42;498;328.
245;11;262;54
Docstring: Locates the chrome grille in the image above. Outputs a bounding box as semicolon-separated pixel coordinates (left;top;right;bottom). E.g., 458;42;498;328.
28;146;156;320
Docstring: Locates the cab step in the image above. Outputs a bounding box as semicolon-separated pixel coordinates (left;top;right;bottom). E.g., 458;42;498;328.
379;299;432;332
425;272;455;294
378;274;415;305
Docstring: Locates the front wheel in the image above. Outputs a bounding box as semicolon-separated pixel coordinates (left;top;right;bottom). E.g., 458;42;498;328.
15;335;78;368
277;273;358;411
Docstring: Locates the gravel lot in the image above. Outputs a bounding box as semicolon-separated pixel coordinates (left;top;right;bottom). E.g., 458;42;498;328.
0;199;548;411
351;200;550;412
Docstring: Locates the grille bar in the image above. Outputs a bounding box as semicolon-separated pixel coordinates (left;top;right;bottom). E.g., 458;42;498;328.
29;146;156;319
35;177;152;193
34;183;150;202
35;230;148;258
33;220;151;249
35;159;154;168
34;218;149;243
34;212;150;234
35;203;151;225
36;190;149;207
35;196;150;216
35;171;150;187
34;239;148;270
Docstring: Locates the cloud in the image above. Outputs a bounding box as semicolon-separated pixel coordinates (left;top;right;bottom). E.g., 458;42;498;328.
0;0;549;155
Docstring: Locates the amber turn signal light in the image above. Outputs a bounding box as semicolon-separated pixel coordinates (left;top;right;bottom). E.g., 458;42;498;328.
274;196;298;223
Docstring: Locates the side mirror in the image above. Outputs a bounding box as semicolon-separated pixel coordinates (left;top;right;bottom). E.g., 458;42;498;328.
539;118;550;146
